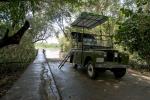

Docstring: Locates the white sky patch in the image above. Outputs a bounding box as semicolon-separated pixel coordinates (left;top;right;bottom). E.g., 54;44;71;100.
46;37;59;44
45;14;75;44
120;0;124;4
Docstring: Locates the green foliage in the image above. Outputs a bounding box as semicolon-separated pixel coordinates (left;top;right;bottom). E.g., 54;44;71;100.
120;8;133;17
0;33;36;63
0;32;37;86
0;0;38;38
115;13;150;65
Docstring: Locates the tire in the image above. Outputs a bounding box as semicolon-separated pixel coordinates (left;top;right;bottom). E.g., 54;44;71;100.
112;68;126;79
73;64;78;69
86;61;96;79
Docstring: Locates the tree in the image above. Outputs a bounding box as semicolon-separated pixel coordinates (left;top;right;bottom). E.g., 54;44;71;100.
115;1;150;65
0;0;39;48
0;0;88;47
0;20;29;48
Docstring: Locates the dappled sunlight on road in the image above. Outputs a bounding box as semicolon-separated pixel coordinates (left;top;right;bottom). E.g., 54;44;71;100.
128;69;150;83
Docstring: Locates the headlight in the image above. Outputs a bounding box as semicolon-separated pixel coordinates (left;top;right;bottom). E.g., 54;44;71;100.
96;58;104;63
114;52;118;57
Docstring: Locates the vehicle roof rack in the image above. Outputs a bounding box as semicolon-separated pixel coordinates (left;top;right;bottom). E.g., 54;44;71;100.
71;12;108;29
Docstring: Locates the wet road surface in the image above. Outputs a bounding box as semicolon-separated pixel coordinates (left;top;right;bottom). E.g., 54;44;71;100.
46;49;150;100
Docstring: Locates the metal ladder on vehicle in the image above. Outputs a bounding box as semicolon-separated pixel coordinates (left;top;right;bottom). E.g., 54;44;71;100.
58;49;73;69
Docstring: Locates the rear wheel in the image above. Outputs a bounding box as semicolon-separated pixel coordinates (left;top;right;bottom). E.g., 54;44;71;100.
112;68;126;79
86;61;96;79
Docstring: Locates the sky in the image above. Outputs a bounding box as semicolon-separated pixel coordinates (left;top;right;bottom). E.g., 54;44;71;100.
46;36;59;44
45;14;75;44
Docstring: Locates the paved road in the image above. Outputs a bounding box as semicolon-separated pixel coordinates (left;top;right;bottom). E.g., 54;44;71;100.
46;49;150;100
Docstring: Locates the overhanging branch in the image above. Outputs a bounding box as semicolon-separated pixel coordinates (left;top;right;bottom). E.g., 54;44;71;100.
0;20;30;48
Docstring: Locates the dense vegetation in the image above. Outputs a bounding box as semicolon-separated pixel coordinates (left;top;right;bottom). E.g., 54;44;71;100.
115;1;150;66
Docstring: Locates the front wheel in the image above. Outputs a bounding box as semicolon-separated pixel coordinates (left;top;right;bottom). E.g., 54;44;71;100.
86;61;96;79
112;68;126;79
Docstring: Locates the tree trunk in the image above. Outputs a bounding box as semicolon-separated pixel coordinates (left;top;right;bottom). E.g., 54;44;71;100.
0;20;30;48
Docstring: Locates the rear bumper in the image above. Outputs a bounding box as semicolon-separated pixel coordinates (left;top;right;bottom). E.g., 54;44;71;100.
95;62;128;68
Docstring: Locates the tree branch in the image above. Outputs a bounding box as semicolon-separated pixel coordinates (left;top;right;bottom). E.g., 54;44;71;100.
0;20;30;48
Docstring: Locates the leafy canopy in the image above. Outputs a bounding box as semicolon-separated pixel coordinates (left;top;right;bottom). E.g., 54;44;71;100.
115;0;150;64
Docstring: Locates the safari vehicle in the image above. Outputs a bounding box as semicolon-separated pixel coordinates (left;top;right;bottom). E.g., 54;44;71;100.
58;12;129;79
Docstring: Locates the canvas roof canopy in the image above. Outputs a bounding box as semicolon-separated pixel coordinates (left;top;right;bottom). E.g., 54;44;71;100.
71;12;108;29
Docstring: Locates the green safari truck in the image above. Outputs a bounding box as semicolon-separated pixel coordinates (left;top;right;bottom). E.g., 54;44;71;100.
59;12;129;79
70;32;129;79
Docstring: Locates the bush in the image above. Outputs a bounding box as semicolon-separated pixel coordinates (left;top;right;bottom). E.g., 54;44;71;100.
0;33;37;74
115;14;150;66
